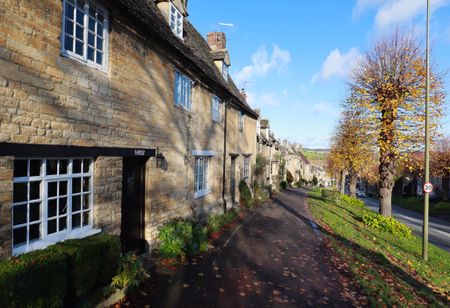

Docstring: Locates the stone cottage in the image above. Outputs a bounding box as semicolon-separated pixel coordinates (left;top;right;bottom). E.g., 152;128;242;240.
0;0;258;259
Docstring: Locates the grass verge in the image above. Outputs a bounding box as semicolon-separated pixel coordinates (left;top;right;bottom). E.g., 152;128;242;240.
392;196;450;215
308;189;450;307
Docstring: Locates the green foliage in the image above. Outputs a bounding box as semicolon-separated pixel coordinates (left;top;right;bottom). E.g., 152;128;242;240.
0;234;120;307
361;211;413;239
280;181;287;190
111;253;149;291
239;180;254;208
254;154;268;176
207;209;238;234
253;181;269;203
340;194;365;207
321;189;340;203
278;157;286;179
312;175;318;186
286;170;294;184
0;248;68;308
158;219;209;258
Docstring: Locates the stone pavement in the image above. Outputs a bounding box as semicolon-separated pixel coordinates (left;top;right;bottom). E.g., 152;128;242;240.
127;188;357;307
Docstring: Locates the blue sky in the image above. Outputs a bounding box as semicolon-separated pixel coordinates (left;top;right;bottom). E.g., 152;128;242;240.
189;0;450;149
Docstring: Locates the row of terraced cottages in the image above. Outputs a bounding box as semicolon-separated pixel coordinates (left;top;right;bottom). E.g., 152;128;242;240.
0;0;262;259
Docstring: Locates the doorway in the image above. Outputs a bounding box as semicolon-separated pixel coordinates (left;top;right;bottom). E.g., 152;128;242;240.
121;157;147;253
230;156;237;204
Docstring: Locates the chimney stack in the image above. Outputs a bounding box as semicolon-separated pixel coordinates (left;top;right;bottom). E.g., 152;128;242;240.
207;32;227;50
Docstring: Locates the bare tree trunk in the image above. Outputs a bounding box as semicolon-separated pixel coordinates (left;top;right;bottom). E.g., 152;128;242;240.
340;170;346;195
349;173;357;197
379;150;395;216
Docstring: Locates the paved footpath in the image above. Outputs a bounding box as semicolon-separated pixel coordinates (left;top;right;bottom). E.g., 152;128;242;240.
128;189;356;307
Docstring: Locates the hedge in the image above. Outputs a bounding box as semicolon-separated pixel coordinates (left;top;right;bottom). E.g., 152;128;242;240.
239;180;254;208
0;233;121;307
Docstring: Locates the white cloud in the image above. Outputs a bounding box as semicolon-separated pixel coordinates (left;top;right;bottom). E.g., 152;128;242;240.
313;102;340;118
353;0;450;29
246;92;281;109
234;45;291;85
311;48;361;83
298;137;330;149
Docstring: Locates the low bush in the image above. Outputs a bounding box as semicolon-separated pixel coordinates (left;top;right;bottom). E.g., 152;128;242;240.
340;194;365;207
253;181;269;204
158;219;209;258
111;253;149;291
321;189;340;203
239;180;254;208
286;170;294;185
207;209;238;234
280;181;287;191
361;211;413;239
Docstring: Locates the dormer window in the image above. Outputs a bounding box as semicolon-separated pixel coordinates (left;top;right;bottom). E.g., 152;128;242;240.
222;62;228;81
170;2;183;39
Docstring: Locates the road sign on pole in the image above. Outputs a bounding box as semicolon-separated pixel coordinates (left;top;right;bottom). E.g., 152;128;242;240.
423;182;433;194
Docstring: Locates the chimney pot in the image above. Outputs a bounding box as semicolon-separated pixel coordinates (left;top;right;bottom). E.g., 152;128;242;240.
207;32;227;50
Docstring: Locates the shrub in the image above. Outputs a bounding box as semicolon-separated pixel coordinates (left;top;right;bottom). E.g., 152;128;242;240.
280;181;287;191
239;180;254;208
321;189;340;203
254;181;269;204
340;194;365;207
286;170;294;185
111;253;149;291
361;211;413;238
207;209;238;234
254;154;268;177
312;175;318;186
0;248;68;308
158;219;209;258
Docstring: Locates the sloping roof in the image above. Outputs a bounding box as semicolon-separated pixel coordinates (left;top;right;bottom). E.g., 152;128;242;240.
113;0;258;118
298;151;311;165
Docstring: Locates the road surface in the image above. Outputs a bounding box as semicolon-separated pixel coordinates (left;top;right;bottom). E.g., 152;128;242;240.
363;197;450;252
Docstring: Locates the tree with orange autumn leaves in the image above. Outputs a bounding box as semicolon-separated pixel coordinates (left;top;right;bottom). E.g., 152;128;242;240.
343;30;446;216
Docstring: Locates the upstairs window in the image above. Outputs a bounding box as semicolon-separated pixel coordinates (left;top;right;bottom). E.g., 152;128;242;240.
238;111;244;132
194;156;210;199
222;62;229;81
170;2;183;39
212;95;221;122
174;71;192;110
62;0;108;70
243;156;250;179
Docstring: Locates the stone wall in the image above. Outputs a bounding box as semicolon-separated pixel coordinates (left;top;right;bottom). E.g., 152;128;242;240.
0;157;13;260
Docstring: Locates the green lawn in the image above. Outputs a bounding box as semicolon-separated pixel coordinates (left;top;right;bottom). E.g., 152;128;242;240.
308;189;450;307
392;196;450;215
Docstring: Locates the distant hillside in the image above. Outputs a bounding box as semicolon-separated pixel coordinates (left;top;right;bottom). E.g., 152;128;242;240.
301;148;329;166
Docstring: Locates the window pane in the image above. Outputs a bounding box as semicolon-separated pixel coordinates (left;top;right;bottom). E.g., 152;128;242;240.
72;213;81;229
82;177;90;192
72;195;81;212
59;217;67;231
83;194;90;210
29;202;40;222
72;177;81;193
83;159;91;173
48;219;57;234
13;160;27;178
73;159;82;173
13;204;27;225
65;19;74;35
89;5;96;17
30;160;41;176
96;37;103;51
48;199;57;217
13;227;27;246
96;51;102;64
75;40;83;56
76;0;85;9
48;182;57;198
60;160;68;174
76;24;84;40
29;181;40;200
82;211;90;226
98;13;104;23
29;224;40;241
47;159;58;175
97;23;103;36
13;182;27;203
65;35;74;51
87;46;94;61
66;3;74;20
60;181;68;196
88;17;95;31
76;9;84;24
59;197;68;214
88;32;94;46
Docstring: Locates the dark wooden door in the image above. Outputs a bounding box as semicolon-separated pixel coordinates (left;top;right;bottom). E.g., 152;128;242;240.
121;157;146;253
230;156;236;204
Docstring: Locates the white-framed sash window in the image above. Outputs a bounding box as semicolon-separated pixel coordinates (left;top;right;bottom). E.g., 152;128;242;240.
174;71;192;110
212;95;221;122
169;2;183;39
243;156;250;179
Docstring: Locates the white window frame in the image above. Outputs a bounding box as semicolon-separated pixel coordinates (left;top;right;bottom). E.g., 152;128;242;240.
243;156;250;179
212;95;221;122
222;62;228;81
169;2;183;39
12;158;100;256
174;71;192;110
193;151;214;199
61;0;109;72
238;111;244;132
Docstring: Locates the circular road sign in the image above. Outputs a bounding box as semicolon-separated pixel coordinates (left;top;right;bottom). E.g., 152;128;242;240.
423;182;433;193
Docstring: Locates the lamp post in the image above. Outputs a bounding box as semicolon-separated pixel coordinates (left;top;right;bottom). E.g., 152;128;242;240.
422;0;430;261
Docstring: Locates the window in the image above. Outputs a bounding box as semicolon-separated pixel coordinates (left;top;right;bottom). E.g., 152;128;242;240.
238;111;244;132
169;2;183;38
243;156;250;179
12;158;96;255
62;0;108;70
222;62;228;81
194;156;210;199
212;95;221;122
174;71;192;110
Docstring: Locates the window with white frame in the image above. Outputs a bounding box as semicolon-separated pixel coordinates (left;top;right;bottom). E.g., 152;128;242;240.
12;158;95;255
212;95;221;122
194;156;210;198
174;71;192;110
243;156;250;179
169;2;183;39
62;0;108;70
222;62;228;81
238;111;244;132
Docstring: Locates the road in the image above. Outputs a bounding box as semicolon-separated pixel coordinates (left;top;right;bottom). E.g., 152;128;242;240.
362;197;450;252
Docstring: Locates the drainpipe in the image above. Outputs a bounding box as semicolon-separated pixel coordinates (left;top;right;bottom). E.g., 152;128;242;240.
222;98;229;214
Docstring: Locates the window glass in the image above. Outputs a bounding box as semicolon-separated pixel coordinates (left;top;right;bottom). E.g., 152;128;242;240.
174;71;192;110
